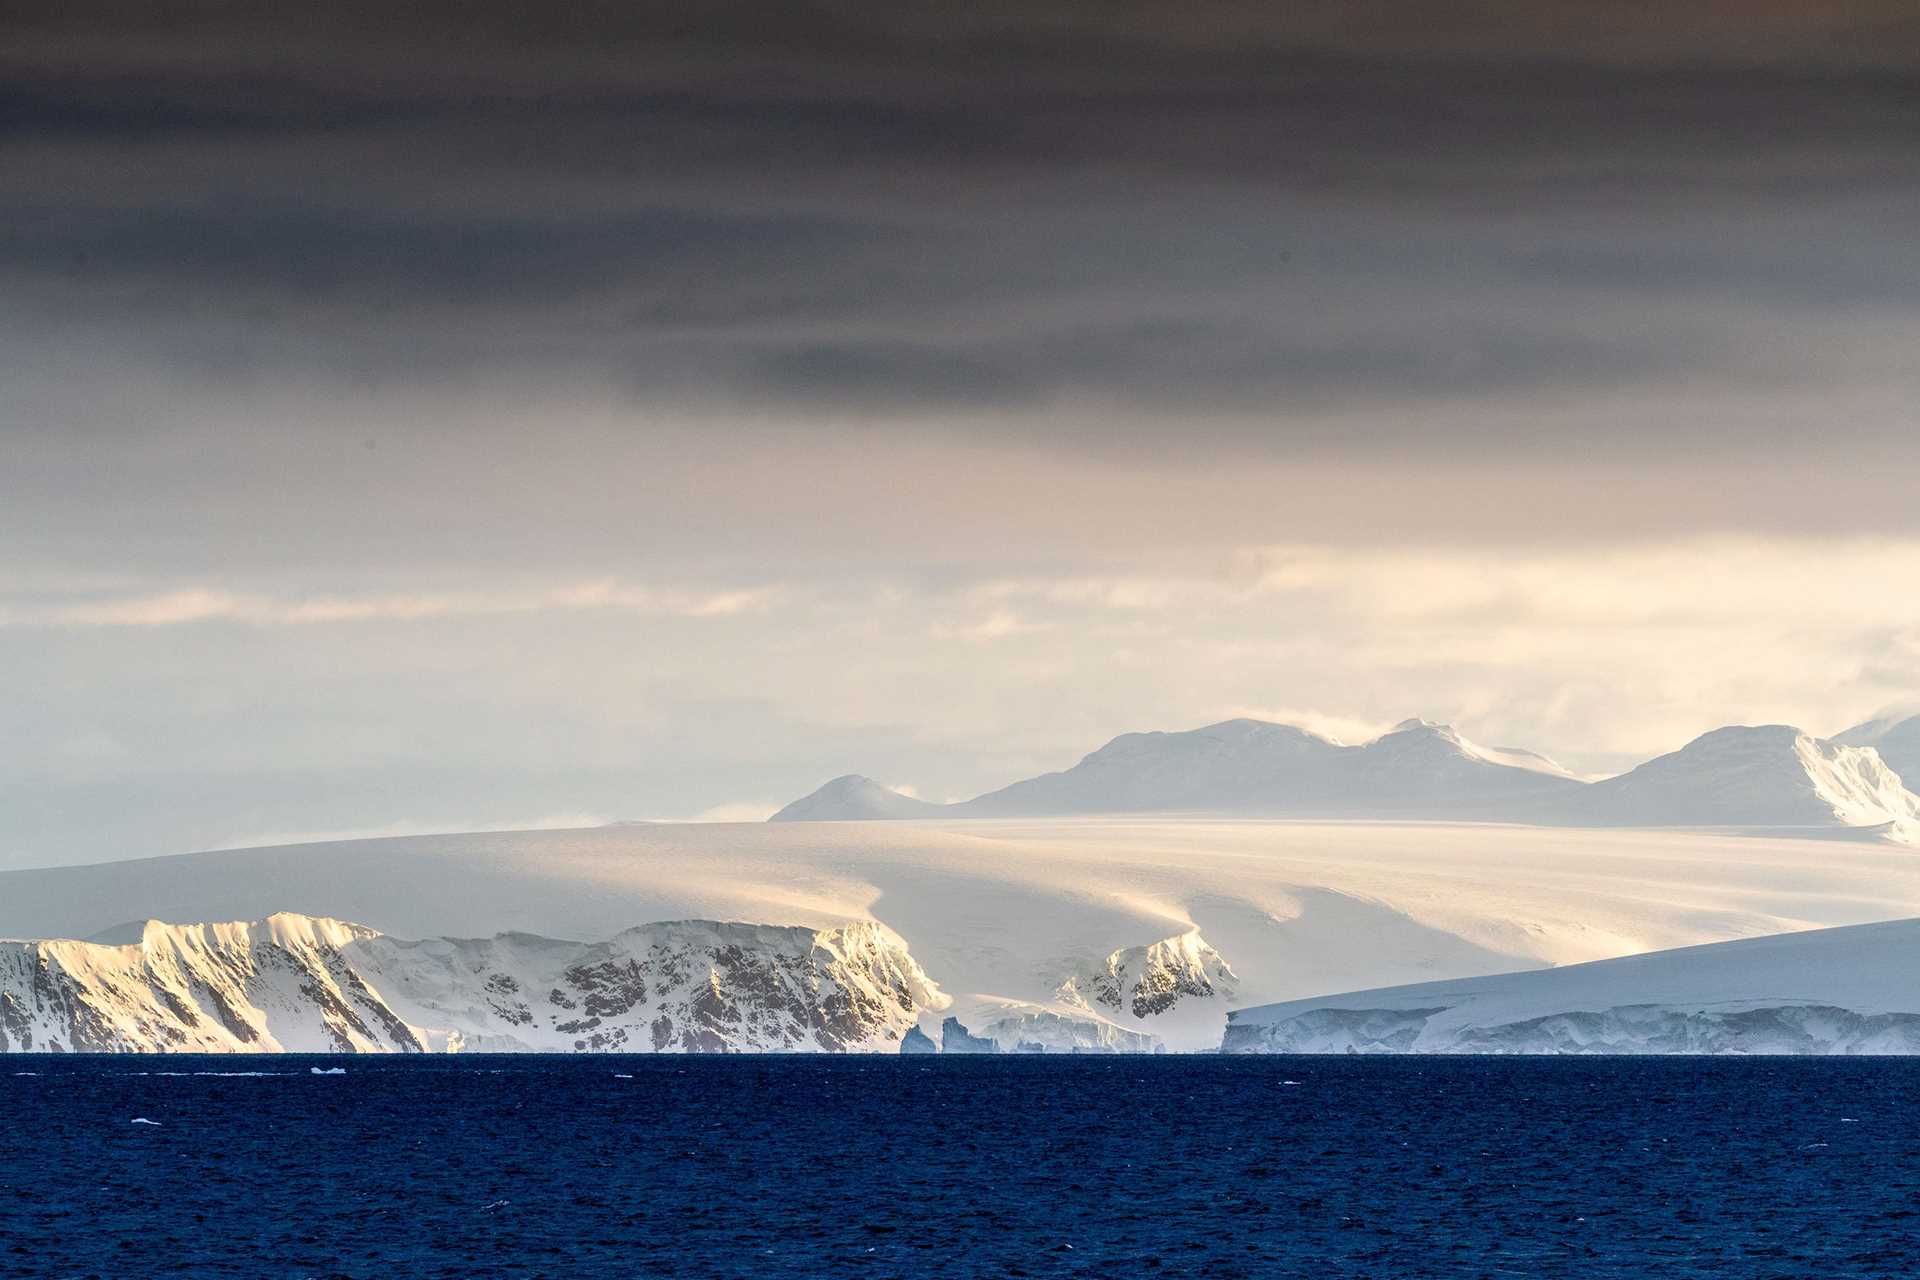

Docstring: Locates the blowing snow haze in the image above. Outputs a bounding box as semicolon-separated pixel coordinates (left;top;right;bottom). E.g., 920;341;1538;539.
6;3;1920;865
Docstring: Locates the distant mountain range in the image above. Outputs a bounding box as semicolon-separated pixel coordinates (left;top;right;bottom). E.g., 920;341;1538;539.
772;713;1920;842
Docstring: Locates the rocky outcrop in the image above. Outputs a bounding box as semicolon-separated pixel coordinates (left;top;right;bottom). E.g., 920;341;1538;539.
0;914;950;1053
1057;930;1238;1019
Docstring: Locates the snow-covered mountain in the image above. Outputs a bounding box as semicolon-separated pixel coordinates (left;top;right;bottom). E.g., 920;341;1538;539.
956;719;1349;815
0;908;1185;1055
768;775;949;822
12;815;1920;1052
1562;725;1920;840
0;914;949;1053
1223;917;1920;1054
772;717;1584;821
1335;718;1587;813
771;717;1920;842
1053;929;1238;1048
1057;930;1238;1019
1835;712;1920;792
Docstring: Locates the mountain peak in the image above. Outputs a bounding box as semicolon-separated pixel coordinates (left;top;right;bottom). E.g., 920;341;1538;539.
768;775;947;822
1382;718;1496;751
1371;718;1481;755
1834;712;1920;792
1681;723;1805;749
1577;724;1919;837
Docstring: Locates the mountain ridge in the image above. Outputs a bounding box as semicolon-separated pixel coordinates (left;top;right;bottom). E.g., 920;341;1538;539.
1835;712;1920;793
1566;724;1920;839
772;716;1920;841
768;774;948;822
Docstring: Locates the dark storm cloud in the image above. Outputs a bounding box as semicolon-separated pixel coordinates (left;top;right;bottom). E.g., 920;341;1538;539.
737;323;1686;413
5;202;873;305
3;2;1919;446
14;2;1920;870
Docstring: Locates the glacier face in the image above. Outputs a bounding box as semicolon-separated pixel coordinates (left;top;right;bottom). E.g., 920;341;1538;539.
1223;918;1920;1055
1222;1004;1920;1055
0;914;948;1054
966;1004;1161;1053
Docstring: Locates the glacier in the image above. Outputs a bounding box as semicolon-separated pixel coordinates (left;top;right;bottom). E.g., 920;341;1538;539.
1223;918;1920;1054
12;816;1920;1054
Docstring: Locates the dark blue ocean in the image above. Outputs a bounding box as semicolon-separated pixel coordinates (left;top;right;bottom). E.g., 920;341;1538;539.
4;1056;1918;1278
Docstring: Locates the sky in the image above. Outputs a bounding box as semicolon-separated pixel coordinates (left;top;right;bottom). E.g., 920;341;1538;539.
6;3;1920;866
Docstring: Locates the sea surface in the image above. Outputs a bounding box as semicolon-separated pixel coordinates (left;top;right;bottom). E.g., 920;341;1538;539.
4;1055;1919;1278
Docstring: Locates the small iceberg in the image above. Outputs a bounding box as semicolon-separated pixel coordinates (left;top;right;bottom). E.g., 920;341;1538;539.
130;1117;161;1126
310;1066;347;1076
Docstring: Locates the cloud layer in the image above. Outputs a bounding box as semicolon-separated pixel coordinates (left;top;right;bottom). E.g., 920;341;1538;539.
8;536;1920;865
6;4;1919;862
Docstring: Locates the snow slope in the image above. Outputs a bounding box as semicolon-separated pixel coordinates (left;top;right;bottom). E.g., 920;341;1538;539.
774;718;1585;821
0;914;949;1053
770;717;1920;843
1565;725;1920;840
1336;719;1586;813
1224;917;1920;1054
954;719;1349;816
11;818;1920;1050
1836;713;1920;793
769;775;949;821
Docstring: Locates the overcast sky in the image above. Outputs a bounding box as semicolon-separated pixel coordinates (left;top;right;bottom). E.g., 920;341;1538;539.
6;3;1920;866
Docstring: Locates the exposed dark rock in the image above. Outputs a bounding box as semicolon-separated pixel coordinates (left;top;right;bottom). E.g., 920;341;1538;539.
1;916;944;1054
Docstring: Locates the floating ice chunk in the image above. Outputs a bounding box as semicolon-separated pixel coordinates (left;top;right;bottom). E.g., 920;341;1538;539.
309;1066;347;1075
129;1117;160;1126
